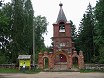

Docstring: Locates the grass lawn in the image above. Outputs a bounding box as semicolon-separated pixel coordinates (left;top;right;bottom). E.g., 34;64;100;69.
1;68;104;73
0;68;42;74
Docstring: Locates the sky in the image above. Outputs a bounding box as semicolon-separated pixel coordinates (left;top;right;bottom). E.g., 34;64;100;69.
31;0;97;47
5;0;97;46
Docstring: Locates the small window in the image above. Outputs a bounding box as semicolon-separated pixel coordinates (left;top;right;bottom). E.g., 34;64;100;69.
59;22;65;32
60;42;65;47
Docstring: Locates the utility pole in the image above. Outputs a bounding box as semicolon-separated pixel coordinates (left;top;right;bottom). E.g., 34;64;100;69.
33;22;35;67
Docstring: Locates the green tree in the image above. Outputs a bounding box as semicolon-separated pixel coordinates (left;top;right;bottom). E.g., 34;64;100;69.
0;1;48;64
10;0;34;62
78;3;94;63
0;0;34;63
0;3;12;63
33;15;48;63
70;20;77;42
94;0;104;63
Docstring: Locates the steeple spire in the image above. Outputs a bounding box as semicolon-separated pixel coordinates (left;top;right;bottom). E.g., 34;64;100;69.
56;3;67;23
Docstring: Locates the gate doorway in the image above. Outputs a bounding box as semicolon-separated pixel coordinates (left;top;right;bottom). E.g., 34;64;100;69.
53;53;68;70
72;57;78;68
54;54;67;65
43;57;49;69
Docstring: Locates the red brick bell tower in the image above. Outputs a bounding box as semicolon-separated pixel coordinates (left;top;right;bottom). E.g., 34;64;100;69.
52;3;73;54
38;3;84;70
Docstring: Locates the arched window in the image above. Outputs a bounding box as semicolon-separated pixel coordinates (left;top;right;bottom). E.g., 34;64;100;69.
59;22;65;32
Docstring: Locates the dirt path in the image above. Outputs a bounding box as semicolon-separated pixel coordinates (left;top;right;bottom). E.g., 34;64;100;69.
0;72;104;78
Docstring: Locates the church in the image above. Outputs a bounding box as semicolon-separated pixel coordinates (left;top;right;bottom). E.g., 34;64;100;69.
38;3;84;70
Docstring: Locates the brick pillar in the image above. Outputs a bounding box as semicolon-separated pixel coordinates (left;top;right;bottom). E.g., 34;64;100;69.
38;52;43;69
51;54;55;69
68;52;72;68
49;52;53;69
79;51;84;69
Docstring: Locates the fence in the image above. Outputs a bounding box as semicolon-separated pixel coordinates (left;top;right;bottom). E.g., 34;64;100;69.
85;64;104;70
0;64;16;68
0;64;38;69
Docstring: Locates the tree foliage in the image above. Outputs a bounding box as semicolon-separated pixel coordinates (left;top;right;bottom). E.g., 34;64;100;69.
34;15;48;63
77;3;94;63
77;1;104;64
0;3;12;63
94;0;104;63
70;20;77;42
0;0;48;64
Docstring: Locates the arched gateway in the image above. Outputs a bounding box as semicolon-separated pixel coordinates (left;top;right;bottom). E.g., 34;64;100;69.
38;51;84;69
51;51;69;69
38;3;84;70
